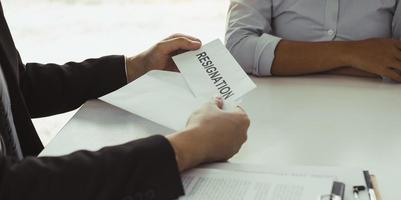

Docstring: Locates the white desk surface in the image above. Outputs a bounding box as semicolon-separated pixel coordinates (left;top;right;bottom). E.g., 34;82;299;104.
40;75;401;199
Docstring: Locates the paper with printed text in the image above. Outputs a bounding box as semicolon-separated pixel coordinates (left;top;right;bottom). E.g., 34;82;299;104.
173;39;256;103
179;168;333;200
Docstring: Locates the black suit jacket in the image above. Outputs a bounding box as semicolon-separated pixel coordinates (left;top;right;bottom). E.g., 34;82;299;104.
0;3;184;200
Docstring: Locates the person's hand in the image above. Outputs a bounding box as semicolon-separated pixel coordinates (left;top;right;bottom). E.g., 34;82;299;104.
346;38;401;82
166;97;250;172
126;34;202;82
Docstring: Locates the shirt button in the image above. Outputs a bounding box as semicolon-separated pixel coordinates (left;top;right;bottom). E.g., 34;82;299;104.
327;29;335;36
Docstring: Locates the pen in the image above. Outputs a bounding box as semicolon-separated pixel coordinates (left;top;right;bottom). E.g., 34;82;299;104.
353;186;366;199
371;175;383;200
363;171;377;200
330;181;345;200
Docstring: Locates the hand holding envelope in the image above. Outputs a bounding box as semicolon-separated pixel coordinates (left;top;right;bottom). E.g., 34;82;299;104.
101;39;256;130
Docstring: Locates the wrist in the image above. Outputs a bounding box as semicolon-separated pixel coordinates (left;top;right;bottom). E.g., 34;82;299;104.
166;128;206;172
126;54;148;82
338;40;361;68
166;134;186;172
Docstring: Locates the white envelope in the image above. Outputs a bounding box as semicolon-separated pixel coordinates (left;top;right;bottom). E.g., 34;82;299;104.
101;70;204;131
101;39;256;131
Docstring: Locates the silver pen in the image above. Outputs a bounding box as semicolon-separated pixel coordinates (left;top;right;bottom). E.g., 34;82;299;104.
364;171;377;200
329;181;345;200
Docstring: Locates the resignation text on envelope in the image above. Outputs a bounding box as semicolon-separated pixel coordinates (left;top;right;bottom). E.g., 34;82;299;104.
173;39;256;104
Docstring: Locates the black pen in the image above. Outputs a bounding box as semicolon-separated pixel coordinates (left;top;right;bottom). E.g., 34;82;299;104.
363;171;377;200
353;185;366;199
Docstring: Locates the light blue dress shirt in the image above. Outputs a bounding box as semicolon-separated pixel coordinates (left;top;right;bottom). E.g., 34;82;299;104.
225;0;401;76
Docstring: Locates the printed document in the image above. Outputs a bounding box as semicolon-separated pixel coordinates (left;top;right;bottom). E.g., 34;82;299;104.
202;163;371;200
179;168;333;200
173;39;256;103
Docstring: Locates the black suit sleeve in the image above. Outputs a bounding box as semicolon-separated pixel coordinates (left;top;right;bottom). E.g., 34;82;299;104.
19;55;127;118
0;135;185;200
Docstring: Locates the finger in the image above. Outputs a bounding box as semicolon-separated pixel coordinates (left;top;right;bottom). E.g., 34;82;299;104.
236;106;246;112
396;40;401;51
156;38;201;55
165;33;202;43
158;37;201;54
201;97;223;111
232;106;250;127
394;41;401;59
170;49;191;57
396;51;401;61
222;105;249;123
214;96;224;109
389;59;401;71
219;102;245;113
165;34;202;43
381;68;401;82
232;108;251;129
390;66;401;76
208;97;223;109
